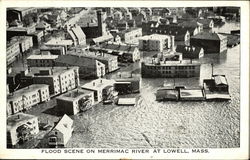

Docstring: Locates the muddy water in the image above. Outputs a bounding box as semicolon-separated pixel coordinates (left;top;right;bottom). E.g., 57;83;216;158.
67;21;240;148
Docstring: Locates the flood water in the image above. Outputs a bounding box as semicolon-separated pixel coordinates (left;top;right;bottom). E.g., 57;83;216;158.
10;21;240;148
67;21;240;148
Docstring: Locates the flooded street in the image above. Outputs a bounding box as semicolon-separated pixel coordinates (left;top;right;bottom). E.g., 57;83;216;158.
9;21;240;149
66;21;240;148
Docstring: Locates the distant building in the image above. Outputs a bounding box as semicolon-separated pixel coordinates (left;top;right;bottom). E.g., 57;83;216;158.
7;7;38;22
36;20;52;35
141;54;200;78
28;30;44;46
113;10;123;21
48;114;73;148
81;78;115;103
176;45;204;59
91;42;140;62
55;54;105;79
27;54;58;67
7;24;36;41
90;34;114;46
138;34;174;52
44;38;73;54
40;45;66;55
67;50;119;73
56;88;94;115
77;10;107;38
67;24;86;46
7;40;21;66
111;28;142;44
11;36;33;54
190;32;227;54
142;22;191;45
7;113;39;148
7;84;50;116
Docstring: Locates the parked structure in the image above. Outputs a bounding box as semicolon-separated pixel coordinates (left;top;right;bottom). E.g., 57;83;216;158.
190;32;227;54
81;78;115;103
55;54;105;79
56;88;94;115
7;113;39;148
7;84;50;116
27;54;58;67
48;114;73;148
138;34;174;52
176;45;204;59
91;42;140;62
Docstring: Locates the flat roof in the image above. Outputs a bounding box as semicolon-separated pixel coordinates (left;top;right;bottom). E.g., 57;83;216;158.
56;88;93;101
27;54;58;60
29;66;78;77
117;98;136;105
7;113;37;130
143;58;200;66
81;78;115;91
180;89;203;98
45;38;73;46
7;84;49;101
68;50;117;61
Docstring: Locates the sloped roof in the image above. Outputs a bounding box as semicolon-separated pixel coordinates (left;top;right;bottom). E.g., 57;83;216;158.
70;25;86;41
214;75;228;86
191;32;226;41
53;114;73;135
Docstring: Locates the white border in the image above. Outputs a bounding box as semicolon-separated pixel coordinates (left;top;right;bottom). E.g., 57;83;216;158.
0;1;249;159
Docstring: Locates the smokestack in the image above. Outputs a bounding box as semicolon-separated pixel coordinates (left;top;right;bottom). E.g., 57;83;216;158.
171;36;175;51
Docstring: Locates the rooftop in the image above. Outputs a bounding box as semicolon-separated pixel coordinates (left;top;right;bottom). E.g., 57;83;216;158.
191;32;227;41
97;42;137;53
55;54;102;68
92;34;114;43
52;114;73;134
7;113;37;130
143;57;200;66
45;38;73;46
7;84;49;101
27;54;58;60
28;66;79;77
139;34;171;40
81;78;115;91
67;49;118;61
56;88;93;101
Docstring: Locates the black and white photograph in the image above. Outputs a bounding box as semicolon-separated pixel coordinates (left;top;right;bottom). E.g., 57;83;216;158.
1;0;249;159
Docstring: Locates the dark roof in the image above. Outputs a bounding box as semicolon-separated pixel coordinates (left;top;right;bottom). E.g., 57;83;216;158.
191;32;226;41
176;45;203;58
100;43;137;53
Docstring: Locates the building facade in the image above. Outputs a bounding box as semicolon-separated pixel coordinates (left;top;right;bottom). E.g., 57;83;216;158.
7;40;21;66
190;32;227;54
56;88;94;115
27;54;58;67
7;84;50;116
141;57;201;78
7;113;39;147
11;36;33;54
138;34;174;52
48;114;73;148
55;54;106;79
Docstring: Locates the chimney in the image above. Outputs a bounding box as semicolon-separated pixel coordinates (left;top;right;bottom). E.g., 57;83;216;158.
171;36;175;51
